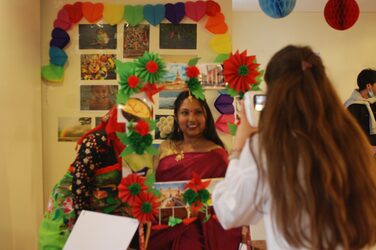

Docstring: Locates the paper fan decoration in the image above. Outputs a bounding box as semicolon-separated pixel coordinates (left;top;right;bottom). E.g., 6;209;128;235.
116;60;143;104
135;52;166;83
132;192;160;223
324;0;359;30
223;50;263;98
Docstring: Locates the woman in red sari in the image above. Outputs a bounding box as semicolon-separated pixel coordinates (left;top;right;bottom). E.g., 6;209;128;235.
148;91;242;250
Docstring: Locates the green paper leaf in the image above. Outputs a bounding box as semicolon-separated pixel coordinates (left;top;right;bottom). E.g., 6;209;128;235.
147;119;156;131
225;85;239;97
145;145;158;155
214;53;230;63
120;146;135;157
202;213;211;223
168;216;183;227
187;57;201;66
228;123;237;136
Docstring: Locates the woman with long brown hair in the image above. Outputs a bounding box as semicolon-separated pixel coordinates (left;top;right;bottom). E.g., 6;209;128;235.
213;45;376;249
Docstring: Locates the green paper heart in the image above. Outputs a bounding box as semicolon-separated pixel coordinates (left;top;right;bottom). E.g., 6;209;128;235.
41;64;64;82
124;5;144;26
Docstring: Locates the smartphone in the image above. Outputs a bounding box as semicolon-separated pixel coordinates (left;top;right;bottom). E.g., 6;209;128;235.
243;92;266;126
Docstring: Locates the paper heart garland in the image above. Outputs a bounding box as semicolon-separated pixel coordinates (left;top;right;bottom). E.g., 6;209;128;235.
210;34;231;54
63;2;83;23
49;47;68;66
49;28;70;49
143;4;165;26
82;2;104;23
41;64;64;82
215;114;235;134
103;4;124;25
205;12;227;34
124;5;144;26
206;0;221;17
165;2;185;24
53;8;72;31
214;94;234;114
185;1;207;22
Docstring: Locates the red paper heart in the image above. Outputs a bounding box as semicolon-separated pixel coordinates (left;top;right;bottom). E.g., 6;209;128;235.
63;2;83;24
53;8;72;31
185;1;207;22
215;114;235;134
206;0;221;17
205;12;227;34
82;2;104;23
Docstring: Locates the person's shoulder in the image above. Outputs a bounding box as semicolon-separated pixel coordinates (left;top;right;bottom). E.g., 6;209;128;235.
203;140;225;153
159;140;176;160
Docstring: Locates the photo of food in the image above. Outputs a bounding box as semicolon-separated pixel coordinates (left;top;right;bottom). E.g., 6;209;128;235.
80;54;116;80
155;114;174;140
123;24;150;58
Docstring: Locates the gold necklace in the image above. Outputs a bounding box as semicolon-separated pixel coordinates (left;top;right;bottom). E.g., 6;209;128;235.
173;142;184;161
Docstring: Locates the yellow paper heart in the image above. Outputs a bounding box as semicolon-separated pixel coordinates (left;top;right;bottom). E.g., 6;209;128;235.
210;33;232;54
103;4;124;25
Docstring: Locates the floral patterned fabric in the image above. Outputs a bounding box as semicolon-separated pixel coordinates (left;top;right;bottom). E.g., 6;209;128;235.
39;130;126;250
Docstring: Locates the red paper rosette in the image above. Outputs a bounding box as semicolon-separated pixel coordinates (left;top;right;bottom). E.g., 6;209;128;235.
132;192;160;223
118;174;148;205
223;50;260;94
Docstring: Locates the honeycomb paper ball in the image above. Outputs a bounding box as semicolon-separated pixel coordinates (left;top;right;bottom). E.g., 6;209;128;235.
259;0;296;18
324;0;360;30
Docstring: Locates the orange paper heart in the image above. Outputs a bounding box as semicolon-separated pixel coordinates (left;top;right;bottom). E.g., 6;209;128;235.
205;12;227;34
63;2;83;23
82;2;104;23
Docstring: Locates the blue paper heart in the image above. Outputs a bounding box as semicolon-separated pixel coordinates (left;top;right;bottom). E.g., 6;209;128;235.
165;2;185;24
49;28;70;49
214;94;234;114
143;4;165;26
49;47;68;66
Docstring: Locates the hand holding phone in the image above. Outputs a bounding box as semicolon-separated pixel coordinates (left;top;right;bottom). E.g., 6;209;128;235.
243;92;266;127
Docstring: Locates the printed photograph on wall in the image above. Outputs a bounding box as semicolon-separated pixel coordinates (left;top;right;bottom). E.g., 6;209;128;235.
158;91;181;110
123;24;150;58
198;63;225;88
81;54;116;80
79;24;117;49
159;23;197;49
155;114;174;140
80;84;118;111
58;117;92;142
158;63;188;89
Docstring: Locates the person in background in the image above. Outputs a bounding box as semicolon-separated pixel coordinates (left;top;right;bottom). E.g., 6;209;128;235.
39;107;127;250
148;91;242;250
213;45;376;250
344;68;376;145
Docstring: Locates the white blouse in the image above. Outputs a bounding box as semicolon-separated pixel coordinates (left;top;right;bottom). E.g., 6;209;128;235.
212;135;308;250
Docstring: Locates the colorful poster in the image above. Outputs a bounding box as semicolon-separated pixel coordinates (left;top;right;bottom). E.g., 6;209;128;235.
81;54;117;80
123;24;150;58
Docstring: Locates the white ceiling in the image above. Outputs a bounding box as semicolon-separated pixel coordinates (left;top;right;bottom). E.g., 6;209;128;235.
233;0;376;12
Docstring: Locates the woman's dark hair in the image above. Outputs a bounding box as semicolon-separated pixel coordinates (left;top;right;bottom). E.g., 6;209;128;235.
169;91;225;148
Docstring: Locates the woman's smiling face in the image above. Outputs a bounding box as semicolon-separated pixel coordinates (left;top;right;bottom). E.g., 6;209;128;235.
177;98;206;139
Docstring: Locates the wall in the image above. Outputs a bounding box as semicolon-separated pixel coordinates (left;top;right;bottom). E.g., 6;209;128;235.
0;0;43;249
41;0;232;203
232;11;376;243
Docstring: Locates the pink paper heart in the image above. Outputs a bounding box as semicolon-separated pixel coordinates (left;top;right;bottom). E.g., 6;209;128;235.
54;8;72;31
185;1;207;22
82;2;104;23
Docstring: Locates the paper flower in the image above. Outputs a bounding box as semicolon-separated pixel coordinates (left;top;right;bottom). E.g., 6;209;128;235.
117;120;158;156
223;50;263;97
183;172;211;213
132;192;160;223
116;60;143;104
185;58;205;100
184;172;210;192
186;66;200;78
118;174;148;205
135;52;166;83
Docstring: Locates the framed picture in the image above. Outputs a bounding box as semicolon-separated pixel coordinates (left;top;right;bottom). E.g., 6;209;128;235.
58;117;92;142
158;63;188;90
159;23;197;49
80;84;118;111
123;24;150;58
79;24;117;49
198;63;225;89
158;91;181;110
80;54;117;80
155;114;175;140
154;178;223;209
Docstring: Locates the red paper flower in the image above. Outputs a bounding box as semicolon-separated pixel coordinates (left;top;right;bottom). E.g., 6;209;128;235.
146;61;158;73
184;172;211;192
223;50;260;93
190;200;203;213
134;120;150;136
132;192;160;223
186;66;200;78
118;174;148;205
128;75;140;88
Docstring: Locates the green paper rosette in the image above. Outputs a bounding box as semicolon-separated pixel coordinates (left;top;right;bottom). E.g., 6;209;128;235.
116;60;143;104
135;52;166;83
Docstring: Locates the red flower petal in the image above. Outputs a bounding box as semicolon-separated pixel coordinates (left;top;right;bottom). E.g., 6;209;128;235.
146;61;158;73
134;120;150;136
128;75;140;88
